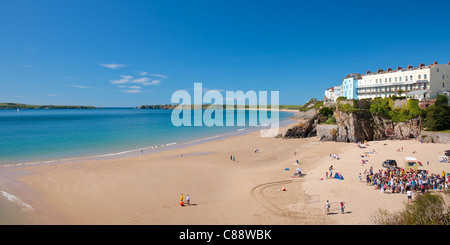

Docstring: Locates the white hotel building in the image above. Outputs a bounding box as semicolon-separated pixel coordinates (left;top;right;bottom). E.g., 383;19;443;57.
357;61;450;100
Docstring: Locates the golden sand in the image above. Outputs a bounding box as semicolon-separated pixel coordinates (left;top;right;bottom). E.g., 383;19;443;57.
1;121;449;225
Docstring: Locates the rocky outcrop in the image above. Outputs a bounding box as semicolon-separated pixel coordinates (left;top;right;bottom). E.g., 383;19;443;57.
332;110;422;143
284;111;328;138
284;99;423;143
284;121;318;138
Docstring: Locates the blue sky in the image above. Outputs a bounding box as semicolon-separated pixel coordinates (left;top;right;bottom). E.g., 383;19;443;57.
1;0;450;107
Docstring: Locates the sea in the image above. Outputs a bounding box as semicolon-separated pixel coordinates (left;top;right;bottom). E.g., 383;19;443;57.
0;108;294;166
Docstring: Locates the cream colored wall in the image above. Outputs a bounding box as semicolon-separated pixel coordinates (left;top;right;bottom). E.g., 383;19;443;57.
429;64;450;91
360;68;431;87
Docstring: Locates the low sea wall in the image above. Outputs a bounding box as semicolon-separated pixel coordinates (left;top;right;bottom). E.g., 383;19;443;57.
316;124;338;141
419;131;450;144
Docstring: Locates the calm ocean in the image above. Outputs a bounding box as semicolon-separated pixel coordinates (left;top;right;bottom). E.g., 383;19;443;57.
0;108;293;165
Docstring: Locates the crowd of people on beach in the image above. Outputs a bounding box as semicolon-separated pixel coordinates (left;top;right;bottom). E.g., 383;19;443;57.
362;166;449;195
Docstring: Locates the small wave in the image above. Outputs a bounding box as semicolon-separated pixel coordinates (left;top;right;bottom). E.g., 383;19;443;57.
0;191;34;213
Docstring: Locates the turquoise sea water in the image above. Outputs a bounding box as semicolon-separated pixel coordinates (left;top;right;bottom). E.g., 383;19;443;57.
0;108;293;165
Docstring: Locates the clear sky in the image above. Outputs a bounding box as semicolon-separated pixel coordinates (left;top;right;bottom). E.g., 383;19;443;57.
1;0;450;107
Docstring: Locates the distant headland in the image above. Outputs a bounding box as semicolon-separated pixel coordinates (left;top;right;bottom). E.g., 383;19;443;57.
0;103;97;109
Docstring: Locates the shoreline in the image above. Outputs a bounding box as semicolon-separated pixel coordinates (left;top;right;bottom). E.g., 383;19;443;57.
1;118;301;225
0;110;299;224
0;109;297;168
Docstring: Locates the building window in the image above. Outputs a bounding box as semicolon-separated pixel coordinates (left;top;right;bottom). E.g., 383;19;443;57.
410;75;413;81
399;77;402;81
424;74;427;79
418;74;421;79
437;68;439;72
443;75;445;79
389;78;391;82
405;76;408;81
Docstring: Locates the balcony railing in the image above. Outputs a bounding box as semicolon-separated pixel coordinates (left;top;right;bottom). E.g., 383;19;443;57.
357;82;429;94
358;80;429;89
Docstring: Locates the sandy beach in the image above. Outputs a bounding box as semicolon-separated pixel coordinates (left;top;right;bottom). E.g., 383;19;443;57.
1;117;450;225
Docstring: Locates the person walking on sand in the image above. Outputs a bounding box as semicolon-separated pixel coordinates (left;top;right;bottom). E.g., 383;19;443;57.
186;194;190;206
340;201;345;214
407;190;412;202
325;200;330;215
233;155;235;161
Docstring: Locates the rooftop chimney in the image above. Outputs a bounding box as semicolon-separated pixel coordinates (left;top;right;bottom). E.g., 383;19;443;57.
419;63;425;68
397;66;402;70
407;65;413;69
377;69;384;73
366;70;371;74
433;61;438;65
387;67;392;72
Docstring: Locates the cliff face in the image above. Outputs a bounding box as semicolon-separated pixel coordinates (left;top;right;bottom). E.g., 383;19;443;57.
284;101;422;143
332;110;421;143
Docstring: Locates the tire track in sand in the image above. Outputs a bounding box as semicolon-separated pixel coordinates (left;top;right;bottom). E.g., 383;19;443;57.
251;178;329;224
251;179;303;218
